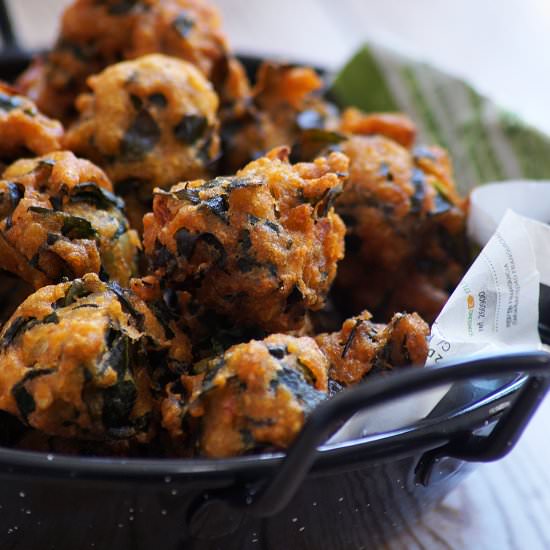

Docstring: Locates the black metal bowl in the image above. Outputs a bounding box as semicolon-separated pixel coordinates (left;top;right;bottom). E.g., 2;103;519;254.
0;50;550;550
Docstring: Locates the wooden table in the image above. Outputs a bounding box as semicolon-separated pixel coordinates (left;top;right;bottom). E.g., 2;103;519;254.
6;1;550;548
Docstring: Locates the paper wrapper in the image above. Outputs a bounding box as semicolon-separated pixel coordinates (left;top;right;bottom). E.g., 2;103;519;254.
327;42;550;444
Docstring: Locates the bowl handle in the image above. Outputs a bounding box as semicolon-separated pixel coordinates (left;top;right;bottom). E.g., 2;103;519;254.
241;350;550;517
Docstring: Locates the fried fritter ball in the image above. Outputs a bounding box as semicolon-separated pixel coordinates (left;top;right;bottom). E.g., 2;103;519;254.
162;333;329;457
143;147;348;334
316;310;429;387
17;0;230;123
221;62;338;172
63;54;220;228
333;136;468;322
0;83;63;163
0;274;178;441
0;151;140;289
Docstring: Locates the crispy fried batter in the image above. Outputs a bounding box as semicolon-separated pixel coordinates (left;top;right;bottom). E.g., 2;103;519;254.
221;62;339;172
63;54;220;229
17;0;230;123
338;108;416;149
316;310;429;386
0;151;140;289
162;333;329;457
0;82;63;162
334;135;468;322
0;274;178;441
142;147;348;334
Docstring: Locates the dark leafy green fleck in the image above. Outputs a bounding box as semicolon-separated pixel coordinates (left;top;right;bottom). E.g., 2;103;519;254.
42;312;60;325
11;369;55;422
276;366;325;413
28;207;98;240
108;282;145;330
0;92;24;112
173;115;208;144
152;240;176;270
149;93;167;108
1;317;37;348
70;182;125;211
172;12;195;38
98;330;129;379
107;0;138;15
175;228;199;259
46;231;60;245
194;233;227;268
102;380;137;430
410;168;426;214
291;129;346;163
201;357;226;393
61;215;97;240
202;195;229;222
342;319;363;359
171;186;201;204
62;279;90;307
0;182;24;220
121;109;161;160
129;94;143;111
379;162;393;181
267;345;287;360
315;184;343;218
328;379;344;397
264;220;281;234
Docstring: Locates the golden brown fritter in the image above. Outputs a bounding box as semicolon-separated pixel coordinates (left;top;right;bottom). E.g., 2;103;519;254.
17;0;230;123
0;151;140;289
0;82;63;162
0;274;178;441
161;333;329;457
221;62;339;172
63;54;220;229
142;146;348;334
316;310;429;387
333;136;468;322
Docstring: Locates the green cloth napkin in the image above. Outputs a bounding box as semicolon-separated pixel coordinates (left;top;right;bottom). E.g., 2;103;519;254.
329;43;550;195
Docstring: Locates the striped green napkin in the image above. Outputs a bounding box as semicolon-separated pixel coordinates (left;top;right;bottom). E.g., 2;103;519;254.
329;43;550;195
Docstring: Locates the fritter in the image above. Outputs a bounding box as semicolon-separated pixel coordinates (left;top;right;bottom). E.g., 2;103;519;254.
333;135;468;322
17;0;230;123
0;274;176;441
221;62;339;172
64;54;220;229
142;146;348;334
316;310;429;387
0;82;63;162
161;333;329;457
0;151;140;289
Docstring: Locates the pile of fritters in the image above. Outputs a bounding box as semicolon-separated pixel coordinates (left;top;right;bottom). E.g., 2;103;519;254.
0;0;468;458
